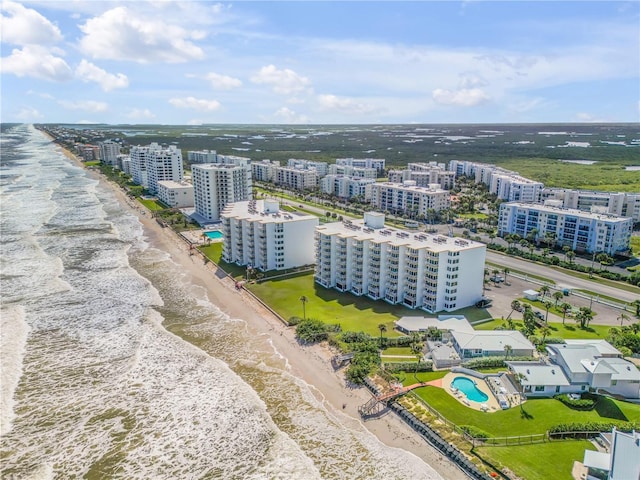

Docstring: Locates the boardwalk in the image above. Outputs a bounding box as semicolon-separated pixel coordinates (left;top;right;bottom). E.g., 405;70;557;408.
358;381;434;417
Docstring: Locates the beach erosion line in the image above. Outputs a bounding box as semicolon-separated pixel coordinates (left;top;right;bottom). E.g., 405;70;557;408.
50;135;466;480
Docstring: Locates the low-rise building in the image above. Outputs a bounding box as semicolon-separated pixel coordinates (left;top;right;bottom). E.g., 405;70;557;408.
582;428;640;480
221;199;318;271
274;166;318;191
314;212;485;312
251;159;280;182
287;159;329;177
498;202;633;254
328;164;378;179
367;182;451;217
157;180;194;208
542;188;640;223
320;175;376;199
388;162;456;190
450;330;535;359
336;157;386;173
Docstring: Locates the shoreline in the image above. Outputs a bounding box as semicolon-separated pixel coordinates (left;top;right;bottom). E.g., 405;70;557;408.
48;134;467;479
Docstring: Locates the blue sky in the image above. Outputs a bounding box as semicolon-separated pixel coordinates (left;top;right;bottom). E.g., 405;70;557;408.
1;1;638;124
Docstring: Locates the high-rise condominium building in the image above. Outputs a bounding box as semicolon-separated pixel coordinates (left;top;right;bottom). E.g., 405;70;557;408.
314;212;486;312
147;145;183;194
98;140;121;166
221;199;318;271
192;163;252;223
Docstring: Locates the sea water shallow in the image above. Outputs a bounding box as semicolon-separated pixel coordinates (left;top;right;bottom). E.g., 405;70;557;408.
0;125;441;479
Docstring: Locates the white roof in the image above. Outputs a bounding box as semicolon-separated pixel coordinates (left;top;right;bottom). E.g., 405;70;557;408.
605;358;640;381
507;362;571;386
451;330;534;352
221;200;317;224
547;344;602;374
316;218;485;253
583;450;610;471
395;315;474;333
564;340;621;357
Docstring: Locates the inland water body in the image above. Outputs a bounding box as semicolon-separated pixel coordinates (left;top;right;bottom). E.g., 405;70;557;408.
0;125;442;480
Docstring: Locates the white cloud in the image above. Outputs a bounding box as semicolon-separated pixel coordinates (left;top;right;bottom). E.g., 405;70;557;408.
79;7;205;63
251;65;311;95
58;100;108;112
26;90;54;100
432;88;490;107
169;97;221;111
0;1;63;46
575;112;608;123
75;60;129;92
1;46;72;82
15;107;44;121
205;72;242;90
127;108;156;120
317;94;379;115
273;107;309;124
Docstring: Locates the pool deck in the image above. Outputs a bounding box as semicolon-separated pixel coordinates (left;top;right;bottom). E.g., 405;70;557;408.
441;372;501;412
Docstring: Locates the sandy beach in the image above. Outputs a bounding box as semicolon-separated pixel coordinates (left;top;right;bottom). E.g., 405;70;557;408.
56;142;467;480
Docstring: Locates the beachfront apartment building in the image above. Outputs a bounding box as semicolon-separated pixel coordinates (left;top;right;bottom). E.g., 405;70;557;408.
367;182;451;217
336;157;386;173
314;212;485;312
388;162;456;190
287;159;329;177
157;180;194;208
498;202;633;254
274;166;318;191
221;199;318;271
98;140;121;166
130;142;163;188
542;188;640;223
328;164;378;179
251;160;280;182
147;145;184;195
320;175;376;199
191;162;252;224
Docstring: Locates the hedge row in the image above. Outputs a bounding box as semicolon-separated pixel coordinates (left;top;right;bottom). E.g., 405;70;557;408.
554;393;597;411
549;421;640;434
462;356;536;369
384;361;433;373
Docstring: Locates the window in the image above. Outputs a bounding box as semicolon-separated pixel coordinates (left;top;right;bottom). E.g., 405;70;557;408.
534;386;545;392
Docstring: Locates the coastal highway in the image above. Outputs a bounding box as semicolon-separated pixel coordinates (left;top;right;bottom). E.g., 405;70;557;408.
486;251;639;304
276;196;639;305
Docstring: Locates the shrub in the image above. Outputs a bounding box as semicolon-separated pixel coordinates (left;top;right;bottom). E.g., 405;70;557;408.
460;425;491;439
295;319;329;344
384;361;433;373
462;356;535;369
549;421;640;435
341;331;372;344
288;316;302;326
554;393;597;411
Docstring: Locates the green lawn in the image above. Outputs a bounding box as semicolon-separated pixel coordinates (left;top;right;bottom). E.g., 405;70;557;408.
630;235;640;256
475;440;595;480
474;319;613;340
247;272;415;336
410;388;640;437
137;198;165;211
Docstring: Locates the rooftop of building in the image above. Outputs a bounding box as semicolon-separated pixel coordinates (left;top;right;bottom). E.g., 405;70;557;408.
506;362;571;386
221;199;318;224
371;182;448;193
157;180;193;188
501;202;634;222
316;215;485;253
451;330;534;352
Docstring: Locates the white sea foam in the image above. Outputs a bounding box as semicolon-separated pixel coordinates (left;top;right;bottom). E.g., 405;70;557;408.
0;305;30;436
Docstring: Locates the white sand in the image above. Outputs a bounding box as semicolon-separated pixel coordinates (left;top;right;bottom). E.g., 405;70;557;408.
58;143;467;480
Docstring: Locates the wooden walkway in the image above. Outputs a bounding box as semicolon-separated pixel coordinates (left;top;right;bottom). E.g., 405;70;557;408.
358;381;432;417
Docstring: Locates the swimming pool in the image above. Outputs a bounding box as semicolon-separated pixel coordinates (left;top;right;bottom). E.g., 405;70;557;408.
204;230;223;239
451;376;489;403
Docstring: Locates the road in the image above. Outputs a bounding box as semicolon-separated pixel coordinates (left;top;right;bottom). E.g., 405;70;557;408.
485;251;639;304
275;195;639;305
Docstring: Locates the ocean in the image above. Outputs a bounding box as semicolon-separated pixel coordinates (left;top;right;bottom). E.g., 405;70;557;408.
0;125;442;479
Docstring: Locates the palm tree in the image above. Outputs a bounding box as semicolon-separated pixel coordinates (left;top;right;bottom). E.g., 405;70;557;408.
539;324;551;344
378;323;387;347
539;285;550;299
504;344;513;360
617;312;630;327
502;267;510;284
575;306;595;329
560;302;572;325
507;300;521;320
299;295;308;320
566;250;576;265
543;300;553;324
552;291;564;307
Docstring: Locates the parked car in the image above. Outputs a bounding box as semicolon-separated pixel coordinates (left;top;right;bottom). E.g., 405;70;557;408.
534;311;545;320
490;275;504;283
